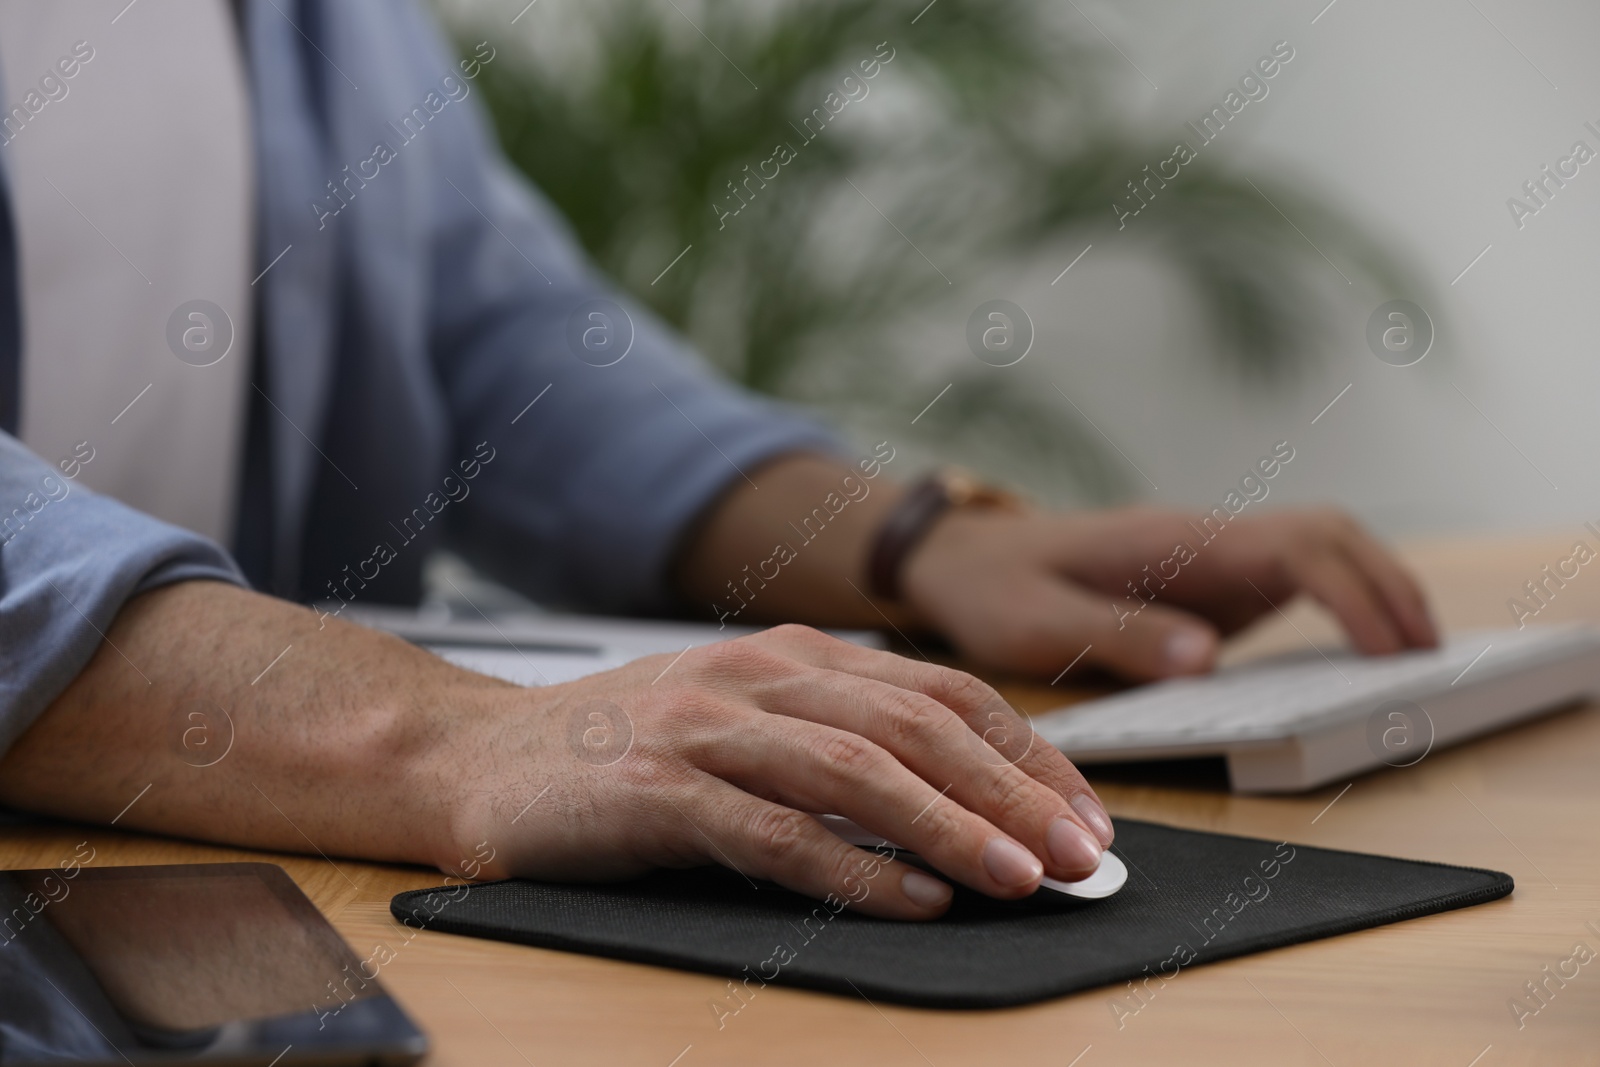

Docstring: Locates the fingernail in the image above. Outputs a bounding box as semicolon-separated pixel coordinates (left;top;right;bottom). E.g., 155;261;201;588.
1164;629;1212;672
983;837;1043;888
1069;793;1115;847
901;869;953;908
1048;816;1104;872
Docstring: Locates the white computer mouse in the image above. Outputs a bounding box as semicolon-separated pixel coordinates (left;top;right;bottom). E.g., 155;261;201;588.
814;814;1128;901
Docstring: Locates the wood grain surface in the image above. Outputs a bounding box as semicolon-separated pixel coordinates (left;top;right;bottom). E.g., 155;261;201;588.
6;533;1598;1065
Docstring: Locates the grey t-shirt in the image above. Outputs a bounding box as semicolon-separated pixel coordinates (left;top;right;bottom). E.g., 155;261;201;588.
0;0;254;545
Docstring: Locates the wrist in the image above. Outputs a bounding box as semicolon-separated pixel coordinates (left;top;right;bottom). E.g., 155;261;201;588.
866;469;1027;603
676;452;911;628
332;646;522;877
414;677;594;882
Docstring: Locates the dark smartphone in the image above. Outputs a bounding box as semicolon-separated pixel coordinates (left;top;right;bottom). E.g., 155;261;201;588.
0;862;427;1066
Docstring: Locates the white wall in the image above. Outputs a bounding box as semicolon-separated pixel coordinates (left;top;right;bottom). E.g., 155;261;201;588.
445;0;1600;540
1025;0;1600;538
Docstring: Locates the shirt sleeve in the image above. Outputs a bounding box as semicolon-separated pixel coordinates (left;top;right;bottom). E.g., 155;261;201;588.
0;433;245;759
397;8;845;614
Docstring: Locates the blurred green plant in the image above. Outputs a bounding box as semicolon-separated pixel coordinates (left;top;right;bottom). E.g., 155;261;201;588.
445;0;1414;500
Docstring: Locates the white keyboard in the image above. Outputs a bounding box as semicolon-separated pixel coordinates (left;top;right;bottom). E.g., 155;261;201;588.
1031;626;1600;792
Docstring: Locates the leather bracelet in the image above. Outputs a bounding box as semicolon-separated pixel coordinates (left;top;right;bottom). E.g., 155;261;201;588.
867;475;953;601
867;470;1025;601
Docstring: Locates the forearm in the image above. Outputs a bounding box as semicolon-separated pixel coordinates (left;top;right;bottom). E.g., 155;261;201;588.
0;567;1119;920
673;453;912;629
0;580;498;872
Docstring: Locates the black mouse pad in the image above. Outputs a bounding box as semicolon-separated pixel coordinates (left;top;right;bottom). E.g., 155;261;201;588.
390;819;1511;1009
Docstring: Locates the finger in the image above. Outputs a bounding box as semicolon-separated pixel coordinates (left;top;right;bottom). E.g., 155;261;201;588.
1281;546;1404;655
698;711;1066;895
749;625;1116;846
1333;526;1439;648
743;665;1104;883
677;775;955;920
1013;581;1219;682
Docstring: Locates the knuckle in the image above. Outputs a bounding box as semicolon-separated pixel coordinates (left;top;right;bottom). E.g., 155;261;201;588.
878;691;955;749
619;749;694;797
815;730;886;778
647;697;746;760
657;688;719;728
977;766;1041;825
765;622;834;648
698;638;760;669
916;798;974;852
976;707;1034;760
696;638;786;679
747;805;815;866
929;666;1000;713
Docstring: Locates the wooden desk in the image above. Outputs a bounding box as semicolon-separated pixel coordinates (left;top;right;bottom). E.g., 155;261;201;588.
6;534;1600;1065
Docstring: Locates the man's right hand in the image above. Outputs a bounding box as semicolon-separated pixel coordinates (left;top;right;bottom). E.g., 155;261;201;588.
0;584;1112;921
447;623;1113;919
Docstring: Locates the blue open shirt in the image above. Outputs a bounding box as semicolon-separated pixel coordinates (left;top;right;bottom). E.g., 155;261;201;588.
0;0;836;756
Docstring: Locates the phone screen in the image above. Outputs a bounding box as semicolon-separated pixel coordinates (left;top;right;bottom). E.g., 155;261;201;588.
0;863;427;1066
